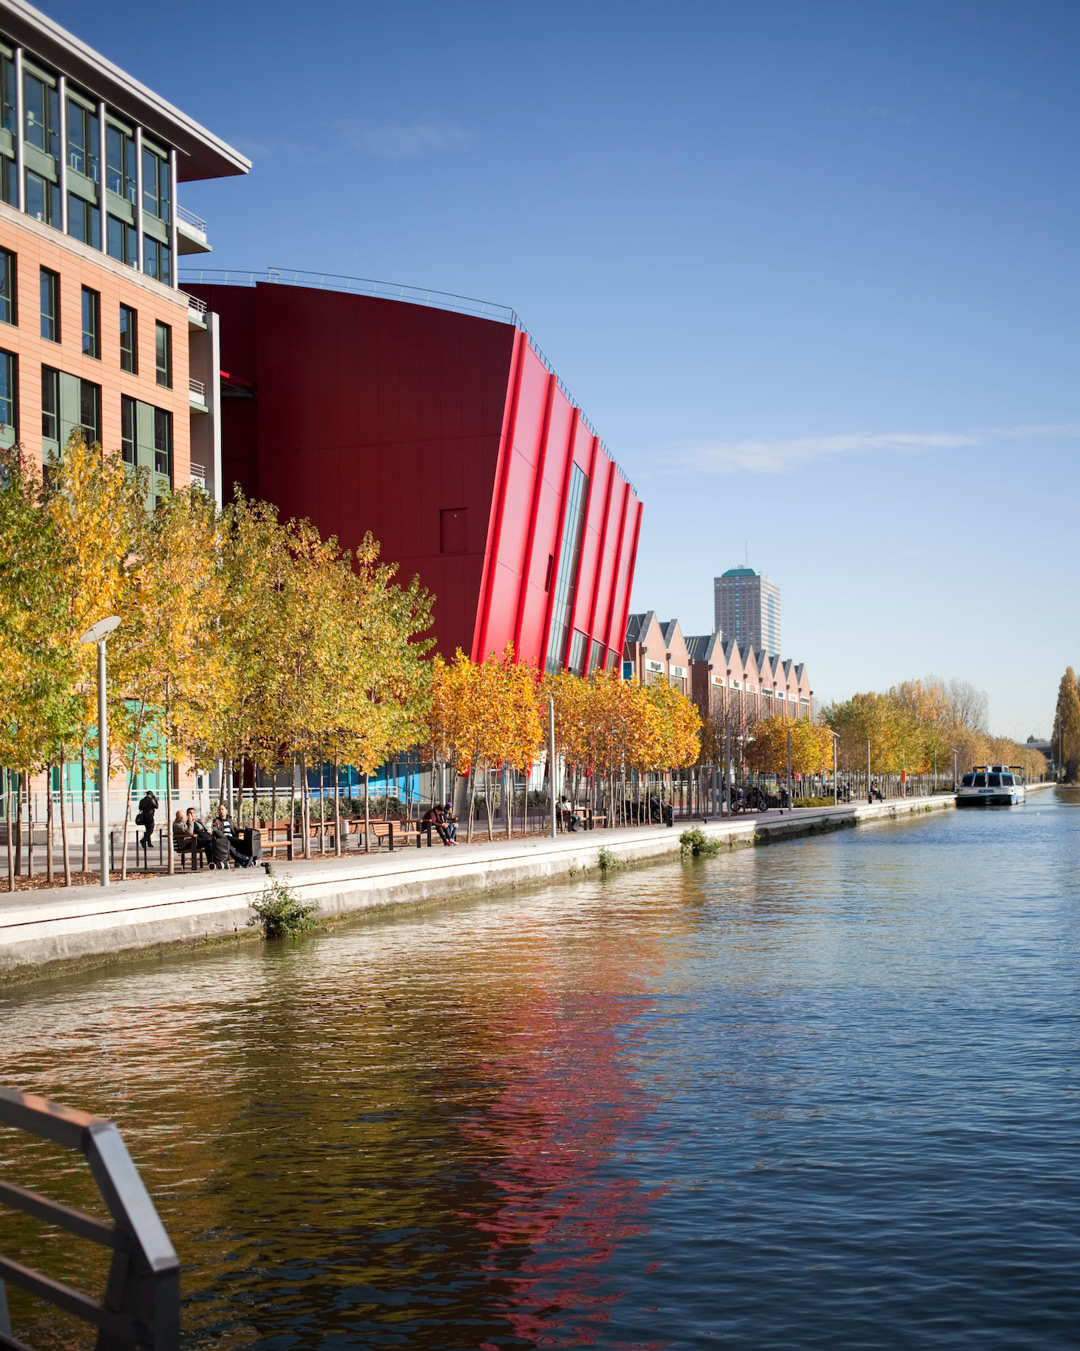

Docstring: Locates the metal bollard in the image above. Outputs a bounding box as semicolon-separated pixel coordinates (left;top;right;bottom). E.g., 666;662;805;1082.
388;822;394;852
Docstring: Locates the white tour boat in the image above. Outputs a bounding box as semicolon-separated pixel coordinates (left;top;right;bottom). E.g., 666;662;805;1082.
955;765;1026;807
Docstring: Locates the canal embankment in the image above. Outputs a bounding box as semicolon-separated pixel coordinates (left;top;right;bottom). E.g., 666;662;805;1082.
2;788;1027;981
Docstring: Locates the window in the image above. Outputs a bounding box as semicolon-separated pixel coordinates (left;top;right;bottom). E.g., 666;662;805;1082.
0;157;15;207
105;124;136;204
0;349;16;437
66;99;100;182
81;288;100;358
119;305;137;373
120;394;135;465
24;72;59;159
0;248;15;326
544;463;589;674
106;214;136;267
155;321;171;387
153;407;171;478
79;380;101;447
143;236;171;285
141;147;170;223
0;52;14;134
26;170;60;226
41;365;58;442
40;268;59;342
68;194;101;249
567;630;587;677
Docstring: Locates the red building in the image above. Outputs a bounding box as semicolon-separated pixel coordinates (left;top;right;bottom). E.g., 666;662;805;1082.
187;274;642;674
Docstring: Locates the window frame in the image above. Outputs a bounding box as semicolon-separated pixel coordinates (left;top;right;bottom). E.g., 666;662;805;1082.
39;267;59;343
0;247;16;326
119;304;138;374
0;347;17;437
155;320;172;388
81;286;100;359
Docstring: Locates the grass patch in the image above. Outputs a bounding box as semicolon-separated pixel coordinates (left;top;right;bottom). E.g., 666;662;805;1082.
680;827;722;859
249;878;320;939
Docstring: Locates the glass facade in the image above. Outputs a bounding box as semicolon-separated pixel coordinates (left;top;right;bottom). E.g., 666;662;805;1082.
0;35;181;289
544;463;589;674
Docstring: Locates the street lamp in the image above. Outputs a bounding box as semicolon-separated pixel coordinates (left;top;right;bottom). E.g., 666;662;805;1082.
79;616;120;887
832;732;839;806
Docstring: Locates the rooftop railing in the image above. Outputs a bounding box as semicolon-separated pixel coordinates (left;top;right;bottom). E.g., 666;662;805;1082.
179;266;637;495
180;290;208;318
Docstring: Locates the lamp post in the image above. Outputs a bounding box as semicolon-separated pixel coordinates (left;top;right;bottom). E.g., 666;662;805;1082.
786;726;792;808
79;616;121;887
867;738;871;802
832;733;839;806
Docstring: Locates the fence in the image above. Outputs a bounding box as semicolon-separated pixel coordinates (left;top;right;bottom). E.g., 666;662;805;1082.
0;1085;179;1350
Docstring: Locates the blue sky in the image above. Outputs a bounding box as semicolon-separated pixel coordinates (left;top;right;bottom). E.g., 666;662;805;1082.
51;0;1078;736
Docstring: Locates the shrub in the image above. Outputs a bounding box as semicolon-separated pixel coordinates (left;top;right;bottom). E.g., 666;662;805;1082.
680;827;722;858
598;846;621;871
249;878;320;939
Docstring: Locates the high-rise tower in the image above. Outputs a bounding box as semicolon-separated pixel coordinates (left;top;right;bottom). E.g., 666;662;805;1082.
713;567;781;656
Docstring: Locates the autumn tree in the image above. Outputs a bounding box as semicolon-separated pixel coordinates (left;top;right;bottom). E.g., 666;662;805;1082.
1051;668;1080;782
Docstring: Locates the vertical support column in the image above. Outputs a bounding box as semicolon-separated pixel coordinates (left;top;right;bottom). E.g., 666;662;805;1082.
57;74;68;234
168;148;179;288
134;125;144;273
97;100;107;254
13;46;24;212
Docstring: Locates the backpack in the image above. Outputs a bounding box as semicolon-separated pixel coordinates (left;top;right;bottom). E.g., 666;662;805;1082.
135;811;145;825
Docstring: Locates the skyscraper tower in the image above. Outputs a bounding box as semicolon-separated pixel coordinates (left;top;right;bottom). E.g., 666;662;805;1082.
713;568;781;656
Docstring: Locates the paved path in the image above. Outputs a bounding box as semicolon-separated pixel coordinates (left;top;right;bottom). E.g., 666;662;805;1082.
0;792;1003;979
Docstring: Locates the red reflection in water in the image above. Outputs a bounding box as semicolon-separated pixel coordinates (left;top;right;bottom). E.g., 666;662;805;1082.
463;969;670;1350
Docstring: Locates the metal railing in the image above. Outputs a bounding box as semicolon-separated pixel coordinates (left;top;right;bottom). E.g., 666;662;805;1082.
178;266;638;496
176;204;206;235
189;462;207;486
0;1085;179;1351
180;291;207;318
188;378;206;402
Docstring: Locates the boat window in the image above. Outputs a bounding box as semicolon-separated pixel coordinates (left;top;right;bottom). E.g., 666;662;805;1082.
1002;774;1013;785
988;774;1001;787
961;774;975;787
973;774;987;787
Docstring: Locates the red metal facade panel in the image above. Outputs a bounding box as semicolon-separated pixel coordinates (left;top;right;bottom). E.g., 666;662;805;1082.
194;282;642;672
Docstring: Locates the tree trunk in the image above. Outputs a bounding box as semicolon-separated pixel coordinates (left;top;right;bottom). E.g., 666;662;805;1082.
45;765;55;886
289;756;298;856
334;755;341;857
59;750;71;887
467;761;478;844
14;773;23;876
319;759;327;856
270;771;278;846
364;771;370;854
27;780;34;878
484;767;494;842
5;771;14;891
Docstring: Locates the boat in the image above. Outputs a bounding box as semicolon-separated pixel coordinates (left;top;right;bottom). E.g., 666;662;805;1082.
955;765;1026;807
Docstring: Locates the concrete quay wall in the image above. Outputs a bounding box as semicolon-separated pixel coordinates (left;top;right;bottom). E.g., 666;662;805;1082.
0;792;1003;981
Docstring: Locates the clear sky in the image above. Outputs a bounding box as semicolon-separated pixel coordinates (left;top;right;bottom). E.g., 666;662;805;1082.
48;0;1078;737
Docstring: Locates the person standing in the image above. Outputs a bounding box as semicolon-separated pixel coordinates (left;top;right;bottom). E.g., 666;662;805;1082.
138;789;159;850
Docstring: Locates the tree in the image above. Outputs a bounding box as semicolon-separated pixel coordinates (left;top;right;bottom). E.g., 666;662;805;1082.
1051;668;1080;782
744;714;834;776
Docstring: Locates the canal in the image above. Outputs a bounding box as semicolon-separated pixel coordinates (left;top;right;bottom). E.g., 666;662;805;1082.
2;791;1079;1349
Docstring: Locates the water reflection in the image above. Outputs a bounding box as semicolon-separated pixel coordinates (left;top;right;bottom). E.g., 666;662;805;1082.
2;794;1080;1348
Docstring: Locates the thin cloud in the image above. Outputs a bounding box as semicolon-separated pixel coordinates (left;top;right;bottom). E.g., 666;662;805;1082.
337;120;474;158
664;423;1080;475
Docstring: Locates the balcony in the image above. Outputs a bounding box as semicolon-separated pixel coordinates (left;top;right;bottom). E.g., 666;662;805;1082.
189;377;208;411
181;290;208;327
190;461;207;487
177;203;210;255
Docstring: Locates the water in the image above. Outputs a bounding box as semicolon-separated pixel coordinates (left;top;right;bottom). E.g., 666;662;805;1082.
3;792;1080;1349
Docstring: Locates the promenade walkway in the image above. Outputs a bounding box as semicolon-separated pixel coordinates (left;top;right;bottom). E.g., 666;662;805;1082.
0;792;991;981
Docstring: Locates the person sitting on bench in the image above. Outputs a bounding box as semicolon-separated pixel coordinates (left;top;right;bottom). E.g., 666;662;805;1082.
211;804;253;868
422;803;453;845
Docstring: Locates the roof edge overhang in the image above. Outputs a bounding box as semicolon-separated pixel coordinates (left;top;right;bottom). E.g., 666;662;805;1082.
1;0;251;181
